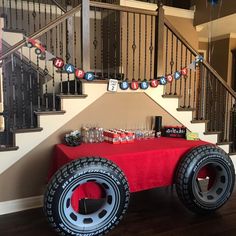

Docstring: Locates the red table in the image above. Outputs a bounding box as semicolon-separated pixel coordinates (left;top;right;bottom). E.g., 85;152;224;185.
49;137;209;193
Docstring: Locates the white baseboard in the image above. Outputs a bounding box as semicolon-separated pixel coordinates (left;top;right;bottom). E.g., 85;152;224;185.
0;195;43;215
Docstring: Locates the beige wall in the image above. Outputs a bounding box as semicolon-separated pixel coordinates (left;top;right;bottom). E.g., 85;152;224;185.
166;15;198;50
210;38;230;81
194;0;236;25
228;37;236;87
208;36;236;85
0;92;180;201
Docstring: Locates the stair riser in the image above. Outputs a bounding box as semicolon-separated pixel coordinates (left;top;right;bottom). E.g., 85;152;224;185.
0;83;107;175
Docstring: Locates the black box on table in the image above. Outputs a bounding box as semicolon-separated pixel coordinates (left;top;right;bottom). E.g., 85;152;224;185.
162;126;186;138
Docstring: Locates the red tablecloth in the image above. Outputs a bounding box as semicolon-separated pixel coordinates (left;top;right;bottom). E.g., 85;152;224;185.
49;137;209;193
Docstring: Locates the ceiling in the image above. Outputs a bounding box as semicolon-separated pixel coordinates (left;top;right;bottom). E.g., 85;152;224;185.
196;13;236;41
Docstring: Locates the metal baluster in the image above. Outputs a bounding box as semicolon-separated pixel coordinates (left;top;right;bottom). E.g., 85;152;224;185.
29;72;34;128
114;10;117;79
225;92;229;141
120;12;123;80
219;82;225;136
44;2;48;50
49;2;53;52
182;47;188;108
216;81;221;134
2;0;8;29
2;0;5;16
93;6;97;75
21;0;24;31
174;37;178;95
73;14;77;68
193;65;197;116
188;53;192;108
59;23;63;94
36;56;41;111
179;42;183;96
44;60;49;110
20;48;26;128
27;0;30;34
209;73;214;131
1;60;8;145
78;10;82;68
219;83;223;132
164;27;168;94
14;0;18;30
149;15;154;80
143;14;147;80
51;19;56;111
169;31;174;94
38;0;41;30
9;0;12;29
55;4;59;56
72;13;79;95
11;54;16;129
195;64;201;120
126;12;129;80
32;0;36;32
107;9;110;78
138;13;141;80
65;14;70;94
213;77;217;131
132;13;136;80
101;9;104;78
208;72;213;131
27;48;34;128
200;64;206;120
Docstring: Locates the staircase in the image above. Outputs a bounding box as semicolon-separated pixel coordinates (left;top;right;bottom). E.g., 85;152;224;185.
0;0;236;204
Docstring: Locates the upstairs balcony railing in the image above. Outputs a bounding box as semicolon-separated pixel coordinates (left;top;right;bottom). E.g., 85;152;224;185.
0;0;236;152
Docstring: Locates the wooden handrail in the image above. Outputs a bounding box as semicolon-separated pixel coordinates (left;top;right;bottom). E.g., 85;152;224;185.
90;1;158;16
50;0;67;12
164;17;236;99
0;4;81;61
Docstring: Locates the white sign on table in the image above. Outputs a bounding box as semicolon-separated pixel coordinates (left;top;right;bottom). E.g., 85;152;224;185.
108;79;119;92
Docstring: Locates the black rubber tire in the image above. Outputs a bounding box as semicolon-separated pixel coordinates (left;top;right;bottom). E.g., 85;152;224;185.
44;157;130;236
175;145;235;214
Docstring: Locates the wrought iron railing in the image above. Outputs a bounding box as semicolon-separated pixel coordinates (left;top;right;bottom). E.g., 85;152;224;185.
0;3;83;147
89;1;157;80
163;18;236;151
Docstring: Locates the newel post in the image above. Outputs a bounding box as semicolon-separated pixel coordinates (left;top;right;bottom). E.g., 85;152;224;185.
154;0;164;78
81;0;91;72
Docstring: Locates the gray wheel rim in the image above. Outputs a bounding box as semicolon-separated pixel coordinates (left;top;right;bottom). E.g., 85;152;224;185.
192;161;230;205
58;173;120;232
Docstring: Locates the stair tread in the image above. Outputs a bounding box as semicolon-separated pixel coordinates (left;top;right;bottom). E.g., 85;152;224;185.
204;131;221;135
0;145;19;152
229;152;236;156
58;94;88;98
13;127;43;133
162;94;182;98
191;119;209;124
177;107;196;111
2;28;26;34
35;110;66;116
217;141;233;145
